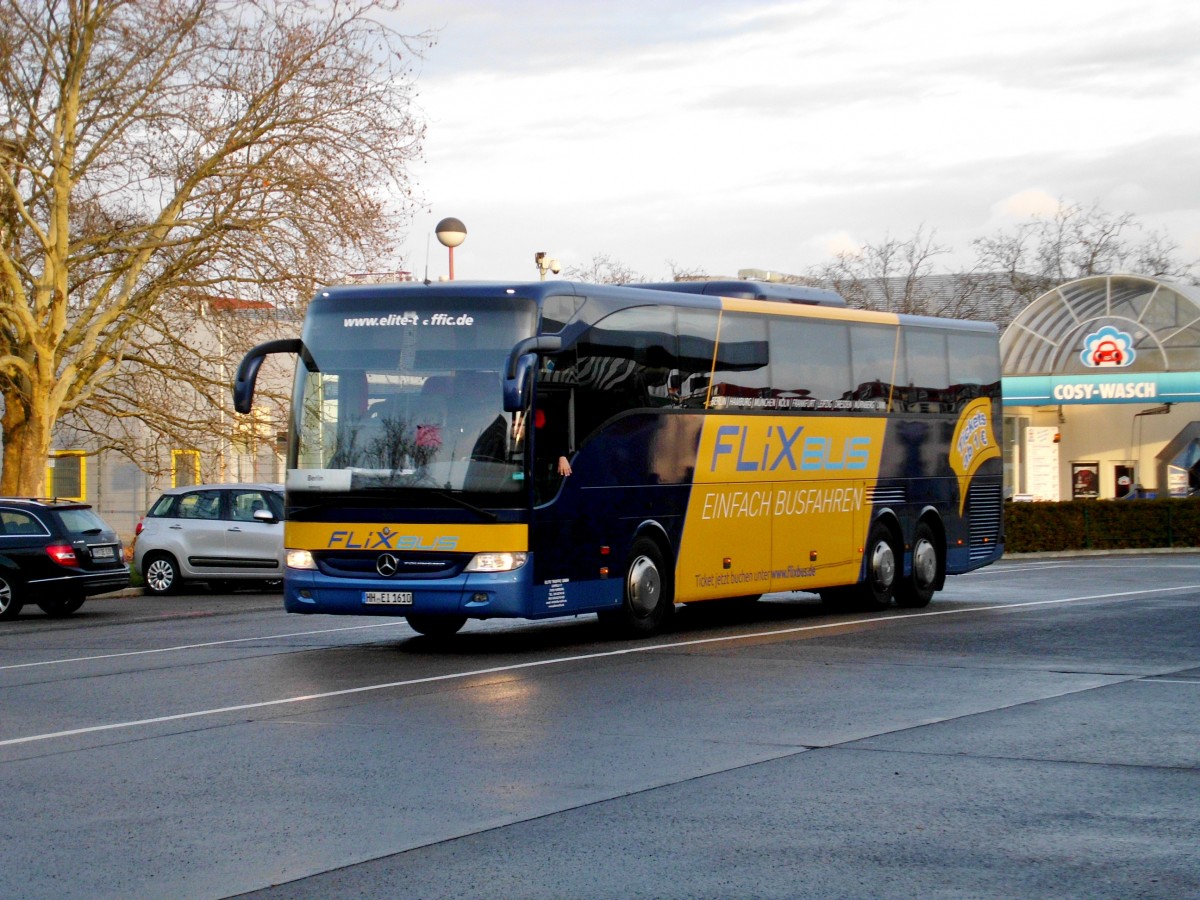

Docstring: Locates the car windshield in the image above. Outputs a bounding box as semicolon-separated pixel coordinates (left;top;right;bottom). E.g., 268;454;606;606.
291;294;537;495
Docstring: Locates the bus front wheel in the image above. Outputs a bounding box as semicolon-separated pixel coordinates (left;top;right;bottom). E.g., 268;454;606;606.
406;614;467;638
599;538;675;637
895;521;939;609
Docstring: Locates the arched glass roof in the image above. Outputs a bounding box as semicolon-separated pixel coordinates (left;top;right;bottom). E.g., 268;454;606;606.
1001;274;1200;375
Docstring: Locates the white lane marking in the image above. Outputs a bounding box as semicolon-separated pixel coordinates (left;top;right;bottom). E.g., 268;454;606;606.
12;560;1198;671
0;621;411;671
3;583;1198;749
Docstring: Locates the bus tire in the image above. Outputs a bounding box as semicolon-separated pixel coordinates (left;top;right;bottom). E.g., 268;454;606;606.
895;521;939;609
855;520;899;611
406;614;467;638
599;538;674;637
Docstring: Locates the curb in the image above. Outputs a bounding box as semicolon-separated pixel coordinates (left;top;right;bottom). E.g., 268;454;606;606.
1003;546;1200;559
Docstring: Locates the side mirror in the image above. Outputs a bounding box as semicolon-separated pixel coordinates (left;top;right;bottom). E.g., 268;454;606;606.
502;335;563;412
233;339;303;414
253;508;279;524
503;353;537;412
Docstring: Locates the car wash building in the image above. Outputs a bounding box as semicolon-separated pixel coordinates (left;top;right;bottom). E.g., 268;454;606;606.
1001;274;1200;501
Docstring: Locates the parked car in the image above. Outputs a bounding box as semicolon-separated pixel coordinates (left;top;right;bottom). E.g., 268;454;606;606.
133;483;285;595
0;498;130;620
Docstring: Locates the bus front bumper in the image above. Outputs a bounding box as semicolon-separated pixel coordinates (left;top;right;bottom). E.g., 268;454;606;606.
283;565;536;617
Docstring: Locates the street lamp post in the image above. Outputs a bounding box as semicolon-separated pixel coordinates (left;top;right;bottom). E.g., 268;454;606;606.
435;217;467;280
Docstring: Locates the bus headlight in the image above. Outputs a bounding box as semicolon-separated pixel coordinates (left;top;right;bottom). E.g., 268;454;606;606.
286;549;317;570
464;552;528;573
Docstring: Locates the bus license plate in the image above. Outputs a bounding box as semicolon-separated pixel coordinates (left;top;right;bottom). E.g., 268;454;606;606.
90;545;116;560
363;591;413;606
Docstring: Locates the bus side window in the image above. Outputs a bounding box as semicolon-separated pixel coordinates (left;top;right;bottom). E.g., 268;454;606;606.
710;313;769;409
850;322;904;411
903;328;951;413
769;318;851;410
571;306;679;438
677;308;721;407
948;331;1002;407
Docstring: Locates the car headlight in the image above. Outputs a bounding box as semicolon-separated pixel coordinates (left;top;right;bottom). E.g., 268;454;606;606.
464;552;528;572
286;548;317;570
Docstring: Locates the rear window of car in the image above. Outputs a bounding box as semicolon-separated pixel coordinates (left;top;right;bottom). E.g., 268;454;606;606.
56;508;110;536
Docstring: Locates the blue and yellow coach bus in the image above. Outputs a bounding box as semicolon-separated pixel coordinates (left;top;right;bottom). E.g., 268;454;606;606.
234;279;1003;637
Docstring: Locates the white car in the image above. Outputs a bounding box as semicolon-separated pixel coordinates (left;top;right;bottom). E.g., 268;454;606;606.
133;483;285;594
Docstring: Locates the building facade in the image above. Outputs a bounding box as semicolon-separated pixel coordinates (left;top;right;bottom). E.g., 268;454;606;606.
1001;274;1200;500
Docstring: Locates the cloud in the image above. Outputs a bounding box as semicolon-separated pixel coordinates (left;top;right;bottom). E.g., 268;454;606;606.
993;190;1063;220
391;0;1200;282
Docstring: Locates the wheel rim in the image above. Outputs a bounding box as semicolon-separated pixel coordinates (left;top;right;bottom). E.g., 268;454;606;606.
146;559;175;592
912;537;937;590
0;579;11;613
869;539;896;592
627;554;661;617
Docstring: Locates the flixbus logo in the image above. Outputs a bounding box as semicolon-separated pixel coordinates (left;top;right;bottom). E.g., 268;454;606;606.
326;527;459;551
709;424;872;473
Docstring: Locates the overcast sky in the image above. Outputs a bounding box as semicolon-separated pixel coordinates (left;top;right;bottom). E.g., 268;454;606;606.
389;0;1199;283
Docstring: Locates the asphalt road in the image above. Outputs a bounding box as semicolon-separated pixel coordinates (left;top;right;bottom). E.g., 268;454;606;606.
2;554;1198;899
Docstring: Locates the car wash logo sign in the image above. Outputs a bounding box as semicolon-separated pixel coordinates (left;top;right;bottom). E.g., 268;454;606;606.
1081;326;1135;368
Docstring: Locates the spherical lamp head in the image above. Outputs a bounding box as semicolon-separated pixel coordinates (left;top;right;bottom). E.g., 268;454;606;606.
435;217;467;249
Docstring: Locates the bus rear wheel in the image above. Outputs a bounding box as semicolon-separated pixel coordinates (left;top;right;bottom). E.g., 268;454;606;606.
855;521;900;611
406;614;467;638
599;538;674;637
895;522;939;609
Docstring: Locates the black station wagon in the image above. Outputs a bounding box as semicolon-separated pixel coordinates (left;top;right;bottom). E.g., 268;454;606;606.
0;498;130;619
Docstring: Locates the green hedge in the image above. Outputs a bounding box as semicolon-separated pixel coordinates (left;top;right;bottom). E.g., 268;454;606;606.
1004;498;1200;553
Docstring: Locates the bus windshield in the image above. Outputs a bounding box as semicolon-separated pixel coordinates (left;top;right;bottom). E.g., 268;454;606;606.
291;294;537;495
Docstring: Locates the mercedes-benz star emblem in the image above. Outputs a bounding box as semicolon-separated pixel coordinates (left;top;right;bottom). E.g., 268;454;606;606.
376;553;399;577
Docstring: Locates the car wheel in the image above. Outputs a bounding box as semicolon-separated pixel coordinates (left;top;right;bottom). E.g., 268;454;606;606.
895;521;940;609
597;537;675;637
37;595;87;618
0;574;23;620
405;614;467;638
143;553;181;595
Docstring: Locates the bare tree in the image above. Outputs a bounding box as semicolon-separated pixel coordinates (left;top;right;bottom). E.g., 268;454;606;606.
666;260;708;282
805;206;1198;327
971;200;1199;310
563;253;646;285
809;226;953;314
0;0;429;494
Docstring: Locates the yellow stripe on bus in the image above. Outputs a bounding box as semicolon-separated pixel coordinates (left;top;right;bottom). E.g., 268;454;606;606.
718;296;901;325
285;522;529;553
676;415;888;602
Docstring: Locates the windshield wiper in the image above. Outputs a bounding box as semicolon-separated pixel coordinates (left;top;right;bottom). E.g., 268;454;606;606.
430;490;498;522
